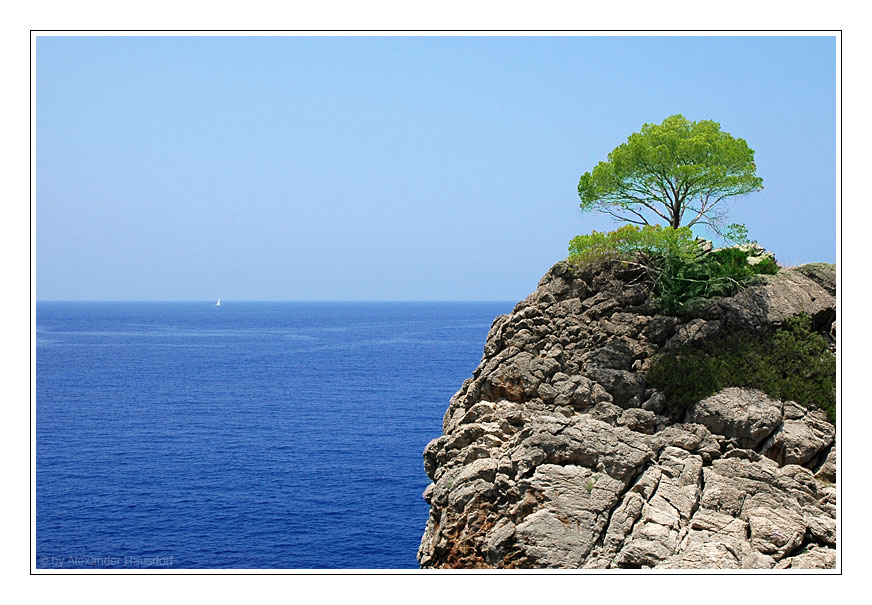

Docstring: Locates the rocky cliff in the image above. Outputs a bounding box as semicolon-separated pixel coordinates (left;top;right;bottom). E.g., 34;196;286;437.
418;258;837;569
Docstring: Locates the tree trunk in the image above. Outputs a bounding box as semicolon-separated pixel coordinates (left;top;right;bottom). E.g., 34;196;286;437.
669;194;681;228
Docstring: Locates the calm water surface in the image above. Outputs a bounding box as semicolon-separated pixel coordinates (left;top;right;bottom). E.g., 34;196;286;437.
36;301;513;569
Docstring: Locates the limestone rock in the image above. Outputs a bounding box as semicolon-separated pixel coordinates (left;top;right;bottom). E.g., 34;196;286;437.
618;408;657;434
761;407;835;467
685;388;783;450
664;318;721;351
792;263;836;296
513;464;626;567
418;260;836;570
698;266;835;332
814;443;837;483
776;545;837;569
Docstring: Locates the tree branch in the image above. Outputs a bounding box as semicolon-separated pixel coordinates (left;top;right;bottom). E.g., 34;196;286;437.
598;207;649;225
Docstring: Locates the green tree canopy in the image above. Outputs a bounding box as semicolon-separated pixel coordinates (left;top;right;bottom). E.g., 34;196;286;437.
578;114;763;232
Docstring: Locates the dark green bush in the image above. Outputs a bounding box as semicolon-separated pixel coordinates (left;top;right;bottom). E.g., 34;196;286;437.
647;314;836;423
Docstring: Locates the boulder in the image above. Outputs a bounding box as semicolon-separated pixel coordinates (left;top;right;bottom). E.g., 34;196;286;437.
618;408;657;434
584;367;646;408
699;266;835;331
761;407;835;467
685;388;783;450
776;545;837;569
792;263;836;296
814;443;837;483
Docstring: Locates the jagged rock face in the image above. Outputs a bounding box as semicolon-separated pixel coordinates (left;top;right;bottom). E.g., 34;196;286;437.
418;260;837;570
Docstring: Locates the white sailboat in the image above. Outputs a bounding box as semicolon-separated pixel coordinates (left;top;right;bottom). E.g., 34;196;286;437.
215;297;221;307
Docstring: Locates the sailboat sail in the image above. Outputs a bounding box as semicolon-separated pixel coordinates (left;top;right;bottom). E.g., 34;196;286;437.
216;297;221;306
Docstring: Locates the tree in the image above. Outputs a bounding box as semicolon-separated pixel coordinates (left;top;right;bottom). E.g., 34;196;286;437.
577;114;763;233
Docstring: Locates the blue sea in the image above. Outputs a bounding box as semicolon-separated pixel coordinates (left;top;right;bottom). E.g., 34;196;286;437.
35;301;513;569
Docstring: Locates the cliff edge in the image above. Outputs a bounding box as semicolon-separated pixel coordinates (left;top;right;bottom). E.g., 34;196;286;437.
418;258;837;569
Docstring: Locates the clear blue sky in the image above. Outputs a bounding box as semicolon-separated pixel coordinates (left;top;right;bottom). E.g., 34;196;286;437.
36;35;836;301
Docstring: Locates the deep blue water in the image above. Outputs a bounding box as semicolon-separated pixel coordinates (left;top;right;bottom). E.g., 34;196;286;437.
36;301;513;569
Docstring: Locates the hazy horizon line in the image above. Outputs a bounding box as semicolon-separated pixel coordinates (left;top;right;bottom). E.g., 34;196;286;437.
35;299;519;304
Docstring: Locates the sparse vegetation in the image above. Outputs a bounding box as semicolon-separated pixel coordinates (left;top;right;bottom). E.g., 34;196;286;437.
568;224;778;315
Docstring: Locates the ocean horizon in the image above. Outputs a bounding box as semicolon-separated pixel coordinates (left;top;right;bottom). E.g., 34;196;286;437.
35;300;517;306
35;300;515;569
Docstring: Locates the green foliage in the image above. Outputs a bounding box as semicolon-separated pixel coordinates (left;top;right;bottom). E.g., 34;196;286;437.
568;224;699;268
647;314;836;423
578;115;764;231
654;247;778;315
568;225;778;314
723;223;752;245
